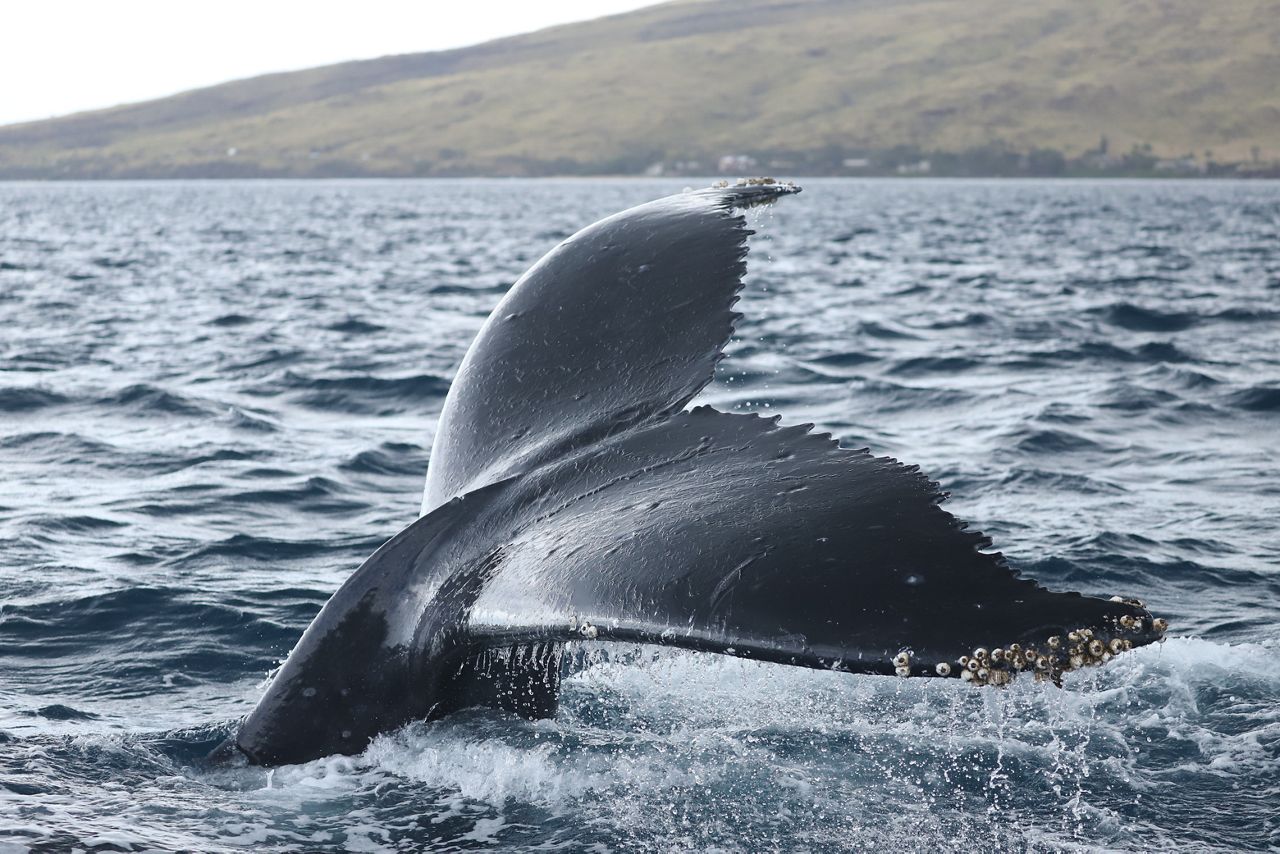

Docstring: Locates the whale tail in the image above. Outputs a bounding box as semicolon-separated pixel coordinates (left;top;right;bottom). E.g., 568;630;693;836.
231;181;1166;766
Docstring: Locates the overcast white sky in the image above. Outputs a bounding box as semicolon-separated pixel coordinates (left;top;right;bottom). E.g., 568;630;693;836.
0;0;661;127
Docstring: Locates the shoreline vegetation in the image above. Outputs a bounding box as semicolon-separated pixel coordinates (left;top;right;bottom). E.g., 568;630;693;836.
3;142;1277;181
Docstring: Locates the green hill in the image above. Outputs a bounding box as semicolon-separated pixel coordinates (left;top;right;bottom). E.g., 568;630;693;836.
2;0;1278;178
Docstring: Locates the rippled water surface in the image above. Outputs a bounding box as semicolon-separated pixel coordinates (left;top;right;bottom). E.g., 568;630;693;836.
1;179;1277;852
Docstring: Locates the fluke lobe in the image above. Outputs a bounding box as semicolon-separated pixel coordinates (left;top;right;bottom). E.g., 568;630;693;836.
226;182;1167;766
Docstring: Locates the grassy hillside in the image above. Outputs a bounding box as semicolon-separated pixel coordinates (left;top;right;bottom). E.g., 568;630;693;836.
2;0;1278;178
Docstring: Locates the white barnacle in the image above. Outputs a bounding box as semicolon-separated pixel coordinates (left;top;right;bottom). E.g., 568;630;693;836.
1088;639;1105;657
1047;635;1061;649
1109;638;1124;654
895;665;911;677
892;651;911;668
935;662;952;677
960;669;974;683
1069;654;1084;669
1152;617;1169;634
579;622;599;639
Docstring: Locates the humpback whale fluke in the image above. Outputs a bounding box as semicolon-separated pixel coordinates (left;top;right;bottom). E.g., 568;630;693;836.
227;182;1166;767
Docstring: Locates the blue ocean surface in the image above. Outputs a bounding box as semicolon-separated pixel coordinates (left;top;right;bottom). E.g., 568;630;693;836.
0;178;1277;852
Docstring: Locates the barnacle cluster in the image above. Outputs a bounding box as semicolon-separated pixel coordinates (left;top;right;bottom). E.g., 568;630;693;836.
892;601;1168;687
567;614;600;639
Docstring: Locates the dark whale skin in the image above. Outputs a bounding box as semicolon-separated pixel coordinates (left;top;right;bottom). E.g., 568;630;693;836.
226;183;1163;767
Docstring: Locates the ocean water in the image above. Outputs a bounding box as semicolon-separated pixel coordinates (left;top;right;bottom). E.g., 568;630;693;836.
0;178;1277;852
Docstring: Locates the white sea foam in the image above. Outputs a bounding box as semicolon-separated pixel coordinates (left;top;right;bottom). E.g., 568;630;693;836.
180;636;1266;851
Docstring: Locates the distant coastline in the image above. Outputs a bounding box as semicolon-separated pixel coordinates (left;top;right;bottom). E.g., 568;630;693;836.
2;148;1277;181
2;0;1277;182
3;137;1276;182
9;149;1275;181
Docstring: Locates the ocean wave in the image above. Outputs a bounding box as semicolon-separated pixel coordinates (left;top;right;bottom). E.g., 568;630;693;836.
923;311;992;329
845;377;976;411
856;320;920;340
1095;382;1180;411
1009;427;1112;454
1228;385;1280;412
340;442;428;476
229;477;369;515
427;282;510;295
23;515;127;535
795;350;879;378
173;533;353;565
98;383;216;418
218;348;306;373
887;355;981;375
1094;302;1199;332
0;586;301;691
208;313;254;327
1017;339;1197;367
0;431;137;468
1212;306;1280;323
1074;274;1177;289
326;317;386;334
0;386;70;412
1133;341;1194;362
218;407;280;433
997;467;1128;495
264;370;451;414
22;704;100;721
